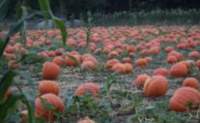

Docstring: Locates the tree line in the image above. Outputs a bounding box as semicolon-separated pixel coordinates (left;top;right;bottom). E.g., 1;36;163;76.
7;0;200;18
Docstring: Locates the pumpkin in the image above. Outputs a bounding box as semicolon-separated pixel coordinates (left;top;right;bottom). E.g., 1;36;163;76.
133;74;149;87
111;63;126;73
38;80;60;95
77;119;96;123
20;110;28;123
167;55;178;63
145;57;153;62
81;61;96;71
143;76;168;97
153;68;169;76
106;59;120;69
35;93;64;121
170;62;188;77
122;57;132;63
64;55;82;67
75;82;99;96
182;78;199;89
196;60;200;68
189;51;199;59
8;60;21;69
42;62;61;80
165;46;173;53
52;56;64;66
124;63;133;73
169;87;200;112
135;58;147;67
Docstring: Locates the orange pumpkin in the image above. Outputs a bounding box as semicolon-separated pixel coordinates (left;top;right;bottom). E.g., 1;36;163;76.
133;74;149;87
75;82;99;96
106;59;120;69
81;61;96;70
64;55;82;67
170;62;188;77
35;93;64;121
77;119;96;123
8;60;21;69
145;57;153;62
52;56;64;66
124;63;133;73
167;55;178;63
135;58;147;67
111;63;126;73
42;62;61;80
38;80;60;95
143;76;168;97
122;57;132;63
182;78;199;89
20;110;28;123
196;60;200;68
153;68;169;76
165;46;173;53
169;87;200;112
189;51;200;59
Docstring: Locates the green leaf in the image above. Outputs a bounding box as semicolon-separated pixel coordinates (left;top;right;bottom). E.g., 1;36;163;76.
0;0;11;21
38;0;51;19
0;94;23;122
0;70;16;101
53;17;67;48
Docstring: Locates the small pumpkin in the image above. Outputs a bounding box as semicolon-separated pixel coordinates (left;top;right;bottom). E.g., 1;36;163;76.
81;61;96;71
75;82;99;96
189;51;200;59
196;60;200;68
135;58;147;67
124;63;133;73
165;46;173;53
42;62;60;80
143;76;168;97
106;59;120;69
169;87;200;112
77;119;96;123
38;80;60;95
167;55;178;63
133;74;149;87
182;78;199;89
111;63;126;73
122;57;132;63
20;110;28;123
35;93;64;121
153;68;169;76
170;62;188;77
52;56;64;66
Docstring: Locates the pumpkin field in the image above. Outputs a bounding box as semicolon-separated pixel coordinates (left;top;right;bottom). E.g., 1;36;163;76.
1;25;200;123
1;0;200;123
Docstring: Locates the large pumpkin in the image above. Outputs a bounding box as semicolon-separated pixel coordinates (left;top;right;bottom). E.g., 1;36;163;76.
75;82;99;96
143;76;168;97
169;87;200;112
38;80;60;95
42;62;60;80
170;62;188;77
35;93;64;121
